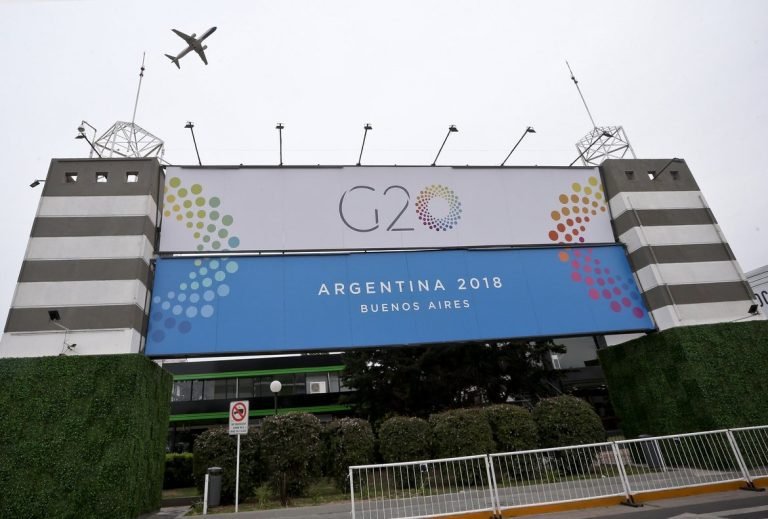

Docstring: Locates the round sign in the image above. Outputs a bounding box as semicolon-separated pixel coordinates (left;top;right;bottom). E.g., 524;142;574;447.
231;402;247;422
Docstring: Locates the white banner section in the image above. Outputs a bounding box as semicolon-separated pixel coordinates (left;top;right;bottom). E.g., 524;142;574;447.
159;166;614;252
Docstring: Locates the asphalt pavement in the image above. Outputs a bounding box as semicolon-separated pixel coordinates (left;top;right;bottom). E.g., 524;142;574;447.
146;488;768;519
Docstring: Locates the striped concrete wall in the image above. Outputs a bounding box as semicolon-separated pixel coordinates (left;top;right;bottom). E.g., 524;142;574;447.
600;159;762;330
0;158;163;357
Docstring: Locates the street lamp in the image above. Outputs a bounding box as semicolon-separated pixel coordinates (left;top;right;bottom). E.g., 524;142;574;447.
276;123;284;166
270;380;282;415
500;126;536;166
75;121;102;158
651;158;682;180
184;121;202;166
357;123;372;166
569;130;613;167
431;125;458;166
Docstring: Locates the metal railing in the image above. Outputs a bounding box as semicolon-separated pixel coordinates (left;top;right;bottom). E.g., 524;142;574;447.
616;430;744;496
349;455;496;519
730;426;768;482
490;441;630;510
349;425;768;519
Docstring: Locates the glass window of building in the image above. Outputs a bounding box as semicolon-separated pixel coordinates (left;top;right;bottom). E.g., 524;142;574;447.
210;378;235;400
201;379;215;400
328;372;341;393
191;380;204;401
238;377;254;398
171;380;192;402
254;377;271;398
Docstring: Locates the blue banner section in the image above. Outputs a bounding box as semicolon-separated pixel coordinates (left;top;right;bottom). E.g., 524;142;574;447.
145;246;654;356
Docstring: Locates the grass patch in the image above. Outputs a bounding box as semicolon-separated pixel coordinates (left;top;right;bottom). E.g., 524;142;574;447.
186;478;349;515
162;486;199;499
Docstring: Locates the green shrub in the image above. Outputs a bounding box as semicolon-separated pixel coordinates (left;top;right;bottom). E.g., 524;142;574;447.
599;321;768;437
378;416;432;463
164;453;195;489
483;404;538;453
429;408;495;458
0;355;171;519
532;396;605;448
193;427;262;505
260;413;323;505
323;418;375;491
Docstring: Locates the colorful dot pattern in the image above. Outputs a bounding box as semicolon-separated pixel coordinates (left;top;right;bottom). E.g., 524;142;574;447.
547;176;607;244
150;258;240;343
150;177;244;342
415;184;462;231
164;177;241;251
558;248;646;319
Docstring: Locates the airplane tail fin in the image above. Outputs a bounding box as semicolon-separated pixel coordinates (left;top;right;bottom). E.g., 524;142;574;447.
165;54;181;69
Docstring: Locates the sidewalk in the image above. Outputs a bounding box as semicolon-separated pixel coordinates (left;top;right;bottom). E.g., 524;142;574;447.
146;488;767;519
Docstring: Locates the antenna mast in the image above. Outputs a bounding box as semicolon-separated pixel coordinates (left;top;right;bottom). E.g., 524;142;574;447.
86;52;165;161
131;52;146;126
566;60;597;129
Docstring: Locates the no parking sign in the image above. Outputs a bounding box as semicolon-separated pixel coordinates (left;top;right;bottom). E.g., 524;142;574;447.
229;400;249;435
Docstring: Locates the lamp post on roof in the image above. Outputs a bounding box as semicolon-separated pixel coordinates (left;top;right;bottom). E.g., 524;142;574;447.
432;125;458;166
501;126;536;166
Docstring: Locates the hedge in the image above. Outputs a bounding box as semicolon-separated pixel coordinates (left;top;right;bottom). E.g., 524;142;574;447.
164;453;194;489
532;396;605;448
599;321;768;437
323;418;375;491
193;427;262;504
260;413;323;505
483;404;538;453
0;354;172;518
430;408;495;458
378;416;431;463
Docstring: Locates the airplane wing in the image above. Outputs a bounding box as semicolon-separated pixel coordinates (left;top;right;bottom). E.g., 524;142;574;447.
172;29;195;45
195;48;209;65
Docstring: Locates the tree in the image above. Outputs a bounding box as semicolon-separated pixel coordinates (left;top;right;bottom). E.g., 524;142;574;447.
341;340;564;423
260;413;322;505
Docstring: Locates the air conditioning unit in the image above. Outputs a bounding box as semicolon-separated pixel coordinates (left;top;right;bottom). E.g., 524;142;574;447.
309;381;327;394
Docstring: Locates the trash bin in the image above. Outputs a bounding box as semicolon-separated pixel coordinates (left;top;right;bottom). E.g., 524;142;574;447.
207;466;223;507
638;435;664;469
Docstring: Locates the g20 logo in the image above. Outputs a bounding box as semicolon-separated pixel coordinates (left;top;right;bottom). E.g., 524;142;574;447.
339;184;462;233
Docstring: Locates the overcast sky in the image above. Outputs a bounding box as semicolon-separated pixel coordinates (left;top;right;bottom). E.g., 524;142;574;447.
1;0;766;326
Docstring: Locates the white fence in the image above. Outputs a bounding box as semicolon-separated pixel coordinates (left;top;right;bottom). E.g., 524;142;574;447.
349;455;496;519
349;425;768;519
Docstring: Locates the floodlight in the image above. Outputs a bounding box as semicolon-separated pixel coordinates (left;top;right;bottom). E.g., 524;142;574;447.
651;158;683;180
276;123;284;166
184;121;202;165
357;123;373;166
501;126;536;166
432;125;459;166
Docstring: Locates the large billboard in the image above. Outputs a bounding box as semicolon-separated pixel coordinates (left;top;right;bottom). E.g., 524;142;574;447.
158;166;614;253
145;246;653;357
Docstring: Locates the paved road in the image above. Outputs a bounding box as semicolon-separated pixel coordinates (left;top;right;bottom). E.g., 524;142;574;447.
524;490;768;519
146;489;768;518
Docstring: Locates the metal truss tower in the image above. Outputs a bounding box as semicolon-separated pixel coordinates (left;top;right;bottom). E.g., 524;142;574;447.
575;126;636;167
93;121;165;160
567;61;637;166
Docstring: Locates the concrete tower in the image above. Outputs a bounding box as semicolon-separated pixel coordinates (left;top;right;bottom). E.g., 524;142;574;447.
600;158;759;330
1;158;163;357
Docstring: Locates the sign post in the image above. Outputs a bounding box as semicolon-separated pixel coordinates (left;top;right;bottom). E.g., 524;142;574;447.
229;400;249;513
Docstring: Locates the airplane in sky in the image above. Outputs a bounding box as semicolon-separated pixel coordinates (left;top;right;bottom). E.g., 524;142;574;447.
165;27;217;68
